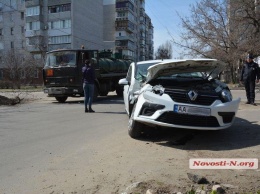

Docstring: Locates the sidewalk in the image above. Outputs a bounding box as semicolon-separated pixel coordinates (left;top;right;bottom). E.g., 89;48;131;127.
231;89;260;103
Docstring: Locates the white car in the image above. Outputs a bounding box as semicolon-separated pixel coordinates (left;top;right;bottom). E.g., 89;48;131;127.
119;59;241;138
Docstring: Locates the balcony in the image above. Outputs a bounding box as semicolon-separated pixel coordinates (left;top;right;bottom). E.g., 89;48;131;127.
25;30;45;37
25;0;43;6
116;1;135;13
140;9;145;17
115;42;135;51
26;44;46;52
116;45;135;51
116;36;135;42
139;35;145;40
116;17;128;21
139;24;145;32
115;26;135;33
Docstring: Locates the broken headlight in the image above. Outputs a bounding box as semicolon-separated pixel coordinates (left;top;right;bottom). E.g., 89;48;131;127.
152;85;165;96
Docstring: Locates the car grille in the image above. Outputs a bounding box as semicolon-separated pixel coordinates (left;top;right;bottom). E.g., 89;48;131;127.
164;89;220;106
156;112;220;127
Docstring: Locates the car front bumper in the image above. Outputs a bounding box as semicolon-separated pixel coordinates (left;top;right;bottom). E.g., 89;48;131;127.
133;91;241;130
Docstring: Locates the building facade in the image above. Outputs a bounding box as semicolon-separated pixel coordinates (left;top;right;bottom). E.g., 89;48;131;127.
25;0;104;56
0;0;154;79
115;0;153;61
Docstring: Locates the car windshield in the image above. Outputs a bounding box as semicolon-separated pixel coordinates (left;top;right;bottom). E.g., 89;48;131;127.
45;51;77;67
135;62;159;82
158;72;206;79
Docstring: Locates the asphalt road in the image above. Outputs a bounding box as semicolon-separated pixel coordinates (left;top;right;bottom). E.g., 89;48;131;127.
0;90;259;194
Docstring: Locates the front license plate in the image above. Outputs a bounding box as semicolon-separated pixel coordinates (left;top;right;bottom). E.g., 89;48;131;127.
174;105;210;116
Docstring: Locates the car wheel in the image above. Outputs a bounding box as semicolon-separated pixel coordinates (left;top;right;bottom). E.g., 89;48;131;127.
55;96;68;103
128;104;143;138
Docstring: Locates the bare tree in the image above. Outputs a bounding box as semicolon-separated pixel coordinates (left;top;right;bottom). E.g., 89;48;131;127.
172;0;260;83
2;49;42;89
155;41;173;59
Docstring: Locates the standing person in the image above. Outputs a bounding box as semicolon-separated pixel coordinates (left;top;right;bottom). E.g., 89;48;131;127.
82;59;96;112
240;53;260;106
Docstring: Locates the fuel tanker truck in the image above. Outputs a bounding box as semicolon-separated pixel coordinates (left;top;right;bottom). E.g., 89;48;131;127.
43;49;131;103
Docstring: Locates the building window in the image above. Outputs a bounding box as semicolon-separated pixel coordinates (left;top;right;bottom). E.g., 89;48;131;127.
21;26;24;33
48;19;71;29
26;21;40;30
21;40;24;48
49;35;71;44
21;12;24;19
48;4;71;13
26;6;40;16
11;41;14;48
0;28;2;35
11;27;14;35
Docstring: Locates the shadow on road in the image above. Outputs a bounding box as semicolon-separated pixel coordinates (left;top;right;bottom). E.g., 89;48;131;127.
94;111;126;114
51;95;124;105
138;117;260;151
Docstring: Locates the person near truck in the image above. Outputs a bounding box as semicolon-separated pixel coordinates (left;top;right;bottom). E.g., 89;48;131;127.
240;53;260;106
82;59;95;112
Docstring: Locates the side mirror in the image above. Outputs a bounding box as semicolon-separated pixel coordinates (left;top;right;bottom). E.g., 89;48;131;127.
118;78;129;85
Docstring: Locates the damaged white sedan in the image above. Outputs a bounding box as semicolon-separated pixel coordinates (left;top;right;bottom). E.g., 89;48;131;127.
119;59;241;138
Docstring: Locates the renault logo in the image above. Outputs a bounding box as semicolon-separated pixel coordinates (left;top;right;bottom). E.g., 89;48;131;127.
188;90;198;101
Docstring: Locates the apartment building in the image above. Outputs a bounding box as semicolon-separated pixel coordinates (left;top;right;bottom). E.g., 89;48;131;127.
0;0;153;66
115;0;153;61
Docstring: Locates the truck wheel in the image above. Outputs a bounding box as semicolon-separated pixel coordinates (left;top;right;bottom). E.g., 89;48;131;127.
116;86;123;97
55;97;68;103
128;104;143;138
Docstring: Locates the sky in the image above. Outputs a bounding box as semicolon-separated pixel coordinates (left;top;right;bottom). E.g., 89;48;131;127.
145;0;198;58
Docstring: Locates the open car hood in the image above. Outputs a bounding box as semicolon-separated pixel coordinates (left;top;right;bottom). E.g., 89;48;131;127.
146;59;226;82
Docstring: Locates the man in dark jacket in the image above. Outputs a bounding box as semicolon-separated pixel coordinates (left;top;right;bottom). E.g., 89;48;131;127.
82;59;96;112
240;54;260;106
